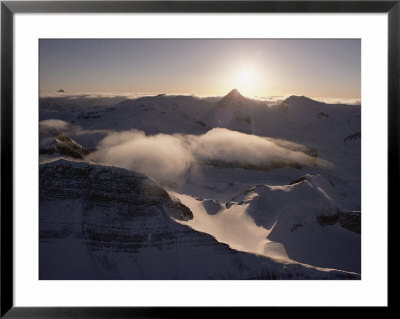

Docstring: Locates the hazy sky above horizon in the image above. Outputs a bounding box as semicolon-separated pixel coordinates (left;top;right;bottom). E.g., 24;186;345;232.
39;39;361;99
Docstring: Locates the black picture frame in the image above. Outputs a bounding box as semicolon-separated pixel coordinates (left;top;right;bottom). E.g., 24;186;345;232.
1;0;396;317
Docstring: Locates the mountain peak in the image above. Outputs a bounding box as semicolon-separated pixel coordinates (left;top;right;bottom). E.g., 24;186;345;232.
283;95;320;105
217;89;247;107
226;88;242;98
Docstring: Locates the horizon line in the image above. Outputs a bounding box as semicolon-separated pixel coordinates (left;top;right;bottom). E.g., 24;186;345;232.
38;90;361;102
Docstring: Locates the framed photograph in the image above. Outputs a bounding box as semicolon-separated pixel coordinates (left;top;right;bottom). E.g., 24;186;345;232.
1;0;395;316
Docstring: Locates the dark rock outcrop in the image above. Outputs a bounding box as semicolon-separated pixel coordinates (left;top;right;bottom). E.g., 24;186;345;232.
317;112;330;118
344;132;361;145
317;211;361;234
55;132;92;159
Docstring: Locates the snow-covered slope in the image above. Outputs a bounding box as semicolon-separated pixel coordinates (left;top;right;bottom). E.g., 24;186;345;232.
172;174;360;273
39;159;358;279
39;90;361;278
232;174;360;272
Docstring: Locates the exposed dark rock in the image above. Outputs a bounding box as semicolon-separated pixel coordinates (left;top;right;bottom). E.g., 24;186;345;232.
289;176;309;185
77;111;101;120
290;224;303;232
193;118;207;128
317;211;361;234
338;211;361;234
317;214;339;225
344;132;361;145
55;132;92;159
317;112;330;118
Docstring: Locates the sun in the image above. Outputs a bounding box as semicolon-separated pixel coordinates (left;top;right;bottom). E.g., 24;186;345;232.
233;67;257;95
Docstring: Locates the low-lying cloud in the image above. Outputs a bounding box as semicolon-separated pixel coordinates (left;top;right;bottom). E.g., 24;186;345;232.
191;128;313;165
89;128;319;183
91;130;193;181
40;119;69;130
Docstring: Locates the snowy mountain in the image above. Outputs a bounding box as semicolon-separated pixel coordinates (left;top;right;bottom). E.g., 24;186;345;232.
39;90;361;279
39;159;358;279
216;88;253;107
231;174;360;272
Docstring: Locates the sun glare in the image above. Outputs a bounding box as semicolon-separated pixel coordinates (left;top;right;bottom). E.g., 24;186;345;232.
233;67;257;96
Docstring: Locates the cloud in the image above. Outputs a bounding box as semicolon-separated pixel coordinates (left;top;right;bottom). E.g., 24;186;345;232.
39;119;69;130
89;128;320;183
254;96;361;106
189;128;315;167
90;130;193;181
312;97;361;105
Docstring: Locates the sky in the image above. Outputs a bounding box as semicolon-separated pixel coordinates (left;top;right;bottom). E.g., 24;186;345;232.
39;39;361;99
